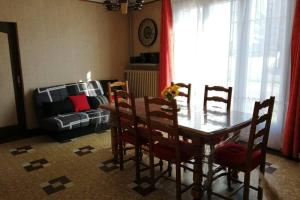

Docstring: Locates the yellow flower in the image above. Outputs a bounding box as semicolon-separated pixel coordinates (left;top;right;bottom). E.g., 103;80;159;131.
161;85;181;99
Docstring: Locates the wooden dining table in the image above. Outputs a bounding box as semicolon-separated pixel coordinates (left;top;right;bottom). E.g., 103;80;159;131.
99;98;252;200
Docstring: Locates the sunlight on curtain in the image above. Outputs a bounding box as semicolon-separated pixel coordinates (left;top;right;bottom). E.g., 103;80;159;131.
172;0;295;149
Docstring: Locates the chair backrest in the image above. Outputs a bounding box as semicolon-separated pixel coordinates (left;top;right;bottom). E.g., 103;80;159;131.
144;97;180;158
171;82;191;105
203;85;232;111
114;90;138;139
246;96;275;169
108;81;129;103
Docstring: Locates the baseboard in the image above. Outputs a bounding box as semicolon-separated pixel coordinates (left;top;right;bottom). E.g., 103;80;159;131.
0;128;44;144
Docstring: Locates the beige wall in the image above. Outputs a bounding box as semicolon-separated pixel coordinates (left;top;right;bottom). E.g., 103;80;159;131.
0;32;18;127
0;0;129;129
130;0;161;56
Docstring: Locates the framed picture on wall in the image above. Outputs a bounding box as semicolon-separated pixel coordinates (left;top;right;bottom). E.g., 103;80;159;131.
138;18;157;47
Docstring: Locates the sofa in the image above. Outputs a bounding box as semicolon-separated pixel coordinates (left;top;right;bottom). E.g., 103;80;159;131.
33;80;116;141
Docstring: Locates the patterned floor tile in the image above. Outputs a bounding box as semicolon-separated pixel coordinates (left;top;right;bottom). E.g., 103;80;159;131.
40;176;73;195
264;162;278;174
10;145;34;156
73;145;96;156
129;176;155;196
22;158;50;172
99;159;119;172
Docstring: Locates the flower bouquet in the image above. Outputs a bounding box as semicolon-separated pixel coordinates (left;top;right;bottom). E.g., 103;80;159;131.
160;84;181;111
161;84;180;101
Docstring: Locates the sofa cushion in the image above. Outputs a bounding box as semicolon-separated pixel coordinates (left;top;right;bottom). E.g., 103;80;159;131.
43;99;74;117
35;85;69;106
41;109;110;132
42;112;90;132
87;80;104;96
65;82;89;96
83;109;110;125
87;95;109;109
69;94;90;112
34;85;69;119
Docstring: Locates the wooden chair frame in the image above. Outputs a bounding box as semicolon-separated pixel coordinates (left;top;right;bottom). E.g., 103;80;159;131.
204;85;232;111
108;81;129;103
144;97;193;200
209;96;275;200
114;90;142;181
171;82;192;105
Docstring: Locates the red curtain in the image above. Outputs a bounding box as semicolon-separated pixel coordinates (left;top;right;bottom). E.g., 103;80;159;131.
159;0;173;94
283;0;300;160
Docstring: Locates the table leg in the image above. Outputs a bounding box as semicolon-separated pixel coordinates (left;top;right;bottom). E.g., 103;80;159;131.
191;137;205;200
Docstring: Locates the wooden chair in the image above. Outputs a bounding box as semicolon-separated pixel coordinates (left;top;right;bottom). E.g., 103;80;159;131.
108;81;129;103
114;90;163;181
209;96;275;200
204;85;234;142
171;82;191;105
144;97;194;200
203;85;236;196
204;85;232;111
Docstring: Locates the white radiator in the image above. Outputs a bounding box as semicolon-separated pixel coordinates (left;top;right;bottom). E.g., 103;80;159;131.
125;70;159;98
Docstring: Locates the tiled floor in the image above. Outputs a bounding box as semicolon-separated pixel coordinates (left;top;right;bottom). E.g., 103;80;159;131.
0;131;299;200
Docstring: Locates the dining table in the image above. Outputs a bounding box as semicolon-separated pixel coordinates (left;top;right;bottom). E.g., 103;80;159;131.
99;98;252;200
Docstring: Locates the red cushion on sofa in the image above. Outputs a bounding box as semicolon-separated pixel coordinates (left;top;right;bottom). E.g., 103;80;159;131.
214;142;262;170
68;94;90;112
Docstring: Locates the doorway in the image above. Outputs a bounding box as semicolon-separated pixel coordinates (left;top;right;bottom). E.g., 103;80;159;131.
0;22;26;139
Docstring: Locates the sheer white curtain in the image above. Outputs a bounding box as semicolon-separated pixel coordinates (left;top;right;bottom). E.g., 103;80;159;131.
172;0;295;149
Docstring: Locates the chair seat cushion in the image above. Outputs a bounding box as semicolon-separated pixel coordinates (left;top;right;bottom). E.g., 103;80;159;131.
153;141;194;162
214;142;262;170
122;127;163;145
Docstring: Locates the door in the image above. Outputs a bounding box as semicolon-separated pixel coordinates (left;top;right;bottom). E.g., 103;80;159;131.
0;22;26;138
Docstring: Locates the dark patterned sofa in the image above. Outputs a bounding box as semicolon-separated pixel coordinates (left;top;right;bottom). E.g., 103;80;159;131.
33;80;116;141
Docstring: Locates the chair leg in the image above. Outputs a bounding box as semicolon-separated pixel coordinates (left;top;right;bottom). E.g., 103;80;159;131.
135;145;141;182
149;151;155;190
257;185;263;200
176;163;181;200
243;172;251;200
123;143;126;155
168;162;172;177
227;168;232;191
207;152;214;200
119;140;124;170
139;150;143;161
232;169;239;180
159;159;163;172
258;164;265;200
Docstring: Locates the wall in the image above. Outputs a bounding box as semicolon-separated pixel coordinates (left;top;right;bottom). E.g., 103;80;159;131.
130;0;161;56
0;0;129;129
0;32;18;127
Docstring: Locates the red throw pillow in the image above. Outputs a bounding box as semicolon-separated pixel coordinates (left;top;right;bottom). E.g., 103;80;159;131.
68;94;90;112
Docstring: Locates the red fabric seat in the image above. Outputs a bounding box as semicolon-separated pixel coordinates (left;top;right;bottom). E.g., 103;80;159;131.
122;127;162;145
214;142;262;170
153;141;194;162
111;94;128;103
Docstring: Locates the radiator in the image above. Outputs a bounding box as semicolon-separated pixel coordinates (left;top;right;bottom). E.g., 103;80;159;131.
125;70;159;98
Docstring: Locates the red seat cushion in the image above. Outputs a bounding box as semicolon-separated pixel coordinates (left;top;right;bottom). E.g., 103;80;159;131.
153;141;194;162
214;142;262;170
68;94;90;112
122;127;162;145
111;94;128;103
